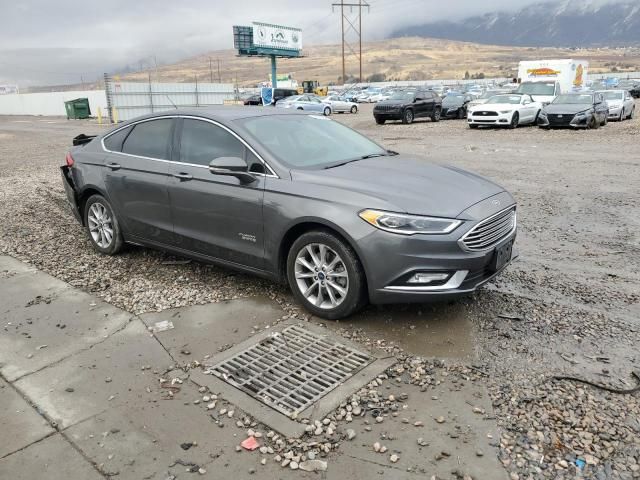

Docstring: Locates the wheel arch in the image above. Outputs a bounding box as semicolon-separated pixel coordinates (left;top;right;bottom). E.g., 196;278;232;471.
276;219;369;290
77;184;110;226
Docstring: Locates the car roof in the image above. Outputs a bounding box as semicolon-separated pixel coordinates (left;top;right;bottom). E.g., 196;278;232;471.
116;106;302;126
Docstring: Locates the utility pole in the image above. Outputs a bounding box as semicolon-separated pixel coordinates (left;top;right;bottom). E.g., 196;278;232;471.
217;58;221;83
332;0;369;84
209;57;214;83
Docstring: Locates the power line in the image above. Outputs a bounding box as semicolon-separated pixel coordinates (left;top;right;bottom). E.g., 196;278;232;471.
332;0;370;83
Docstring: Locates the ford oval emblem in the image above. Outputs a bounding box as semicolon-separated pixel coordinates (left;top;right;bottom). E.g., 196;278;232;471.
491;199;501;207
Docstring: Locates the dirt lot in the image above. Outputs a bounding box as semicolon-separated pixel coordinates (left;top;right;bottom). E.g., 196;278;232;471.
0;105;639;479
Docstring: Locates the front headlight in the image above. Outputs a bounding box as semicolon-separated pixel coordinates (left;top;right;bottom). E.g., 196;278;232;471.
499;110;512;114
359;209;462;235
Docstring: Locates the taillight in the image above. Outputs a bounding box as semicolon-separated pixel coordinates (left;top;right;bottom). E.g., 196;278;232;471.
65;152;74;167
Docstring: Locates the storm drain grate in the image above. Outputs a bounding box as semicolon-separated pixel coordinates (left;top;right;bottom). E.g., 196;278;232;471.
207;325;373;418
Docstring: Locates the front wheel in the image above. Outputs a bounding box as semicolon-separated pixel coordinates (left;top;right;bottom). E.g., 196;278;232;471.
508;112;519;129
627;107;635;120
323;107;331;116
350;105;358;114
287;231;367;319
601;115;608;127
374;116;385;125
587;116;597;129
84;195;123;255
431;108;441;122
402;109;414;124
457;108;465;119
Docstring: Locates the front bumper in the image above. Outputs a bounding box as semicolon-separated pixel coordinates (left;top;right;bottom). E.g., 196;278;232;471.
357;191;518;304
467;111;513;126
537;113;591;128
60;166;82;223
373;110;402;120
607;106;623;119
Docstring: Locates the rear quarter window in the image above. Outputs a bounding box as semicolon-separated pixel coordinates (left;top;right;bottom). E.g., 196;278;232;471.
103;126;132;152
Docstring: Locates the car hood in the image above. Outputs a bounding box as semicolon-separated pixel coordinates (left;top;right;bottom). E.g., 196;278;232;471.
290;155;505;218
470;102;517;111
374;100;407;107
544;103;592;115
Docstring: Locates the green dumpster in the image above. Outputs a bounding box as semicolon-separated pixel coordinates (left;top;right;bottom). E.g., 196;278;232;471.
64;98;91;119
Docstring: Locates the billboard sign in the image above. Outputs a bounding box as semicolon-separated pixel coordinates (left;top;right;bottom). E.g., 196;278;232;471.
252;22;302;51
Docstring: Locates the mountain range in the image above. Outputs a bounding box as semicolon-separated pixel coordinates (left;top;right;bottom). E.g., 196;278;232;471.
392;0;640;47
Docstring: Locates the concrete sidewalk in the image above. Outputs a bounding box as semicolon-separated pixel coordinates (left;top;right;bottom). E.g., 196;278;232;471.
1;255;507;480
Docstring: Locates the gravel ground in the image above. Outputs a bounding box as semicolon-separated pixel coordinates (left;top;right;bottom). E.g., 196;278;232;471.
1;106;639;479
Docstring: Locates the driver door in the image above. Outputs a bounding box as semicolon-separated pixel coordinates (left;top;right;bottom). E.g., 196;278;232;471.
167;117;266;269
520;95;537;122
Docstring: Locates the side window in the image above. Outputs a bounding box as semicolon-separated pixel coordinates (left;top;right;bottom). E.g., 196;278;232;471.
179;119;245;166
122;119;172;159
103;126;132;152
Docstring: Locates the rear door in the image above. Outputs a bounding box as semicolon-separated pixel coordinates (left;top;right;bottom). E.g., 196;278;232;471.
102;118;175;244
167;117;266;269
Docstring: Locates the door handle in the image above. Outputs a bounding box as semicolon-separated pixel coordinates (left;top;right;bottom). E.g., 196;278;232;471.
173;172;193;181
106;162;121;171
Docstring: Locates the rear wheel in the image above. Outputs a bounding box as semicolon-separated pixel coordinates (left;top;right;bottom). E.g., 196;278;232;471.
402;109;414;124
508;112;519;129
431;108;441;122
287;231;367;319
350;105;358;114
601;115;608;126
84;195;123;255
323;106;331;116
374;116;385;125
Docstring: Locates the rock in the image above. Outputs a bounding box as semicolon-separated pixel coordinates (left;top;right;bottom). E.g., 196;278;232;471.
198;468;206;475
476;450;484;457
260;458;266;465
417;437;428;447
380;445;388;453
373;442;381;452
65;387;74;393
290;461;299;470
376;416;384;423
352;406;362;416
390;454;399;463
299;460;328;472
435;416;445;424
414;421;423;426
346;428;357;440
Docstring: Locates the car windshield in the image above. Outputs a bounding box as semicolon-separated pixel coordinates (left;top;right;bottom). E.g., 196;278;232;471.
517;83;556;95
553;94;593;104
486;95;522;104
443;95;464;106
601;91;623;100
389;91;415;101
240;115;387;169
479;90;501;99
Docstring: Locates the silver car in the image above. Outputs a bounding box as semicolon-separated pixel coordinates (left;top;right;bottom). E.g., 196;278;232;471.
322;95;358;114
598;90;635;121
275;95;332;116
61;107;517;319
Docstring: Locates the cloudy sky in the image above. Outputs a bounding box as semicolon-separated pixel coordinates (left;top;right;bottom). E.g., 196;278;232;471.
0;0;620;86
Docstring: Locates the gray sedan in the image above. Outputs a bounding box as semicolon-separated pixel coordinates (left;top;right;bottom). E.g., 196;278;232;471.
61;107;517;319
275;95;332;116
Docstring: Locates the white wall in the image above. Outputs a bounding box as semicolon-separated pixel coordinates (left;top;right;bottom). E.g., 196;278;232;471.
0;90;107;116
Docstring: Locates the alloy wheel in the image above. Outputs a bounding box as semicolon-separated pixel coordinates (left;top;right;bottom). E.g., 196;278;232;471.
294;243;349;310
87;202;114;248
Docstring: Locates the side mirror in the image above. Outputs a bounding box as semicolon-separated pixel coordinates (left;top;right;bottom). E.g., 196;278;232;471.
209;157;256;184
414;97;423;102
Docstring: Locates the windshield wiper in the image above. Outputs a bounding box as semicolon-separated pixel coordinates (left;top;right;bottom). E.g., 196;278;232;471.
324;152;389;169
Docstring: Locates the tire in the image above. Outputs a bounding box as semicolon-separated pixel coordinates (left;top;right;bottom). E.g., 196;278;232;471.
627;107;635;120
84;194;123;255
619;109;624;122
402;109;414;124
601;115;607;127
508;112;519;129
286;230;367;319
457;108;465;119
323;106;331;116
350;105;358;114
431;107;441;122
374;116;386;125
587;116;597;129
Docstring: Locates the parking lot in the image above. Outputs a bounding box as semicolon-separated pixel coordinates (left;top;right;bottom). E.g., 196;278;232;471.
1;107;639;479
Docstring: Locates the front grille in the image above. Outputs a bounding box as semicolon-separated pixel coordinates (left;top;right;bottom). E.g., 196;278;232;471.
375;105;398;112
207;325;373;418
473;111;498;117
461;207;516;252
548;114;573;126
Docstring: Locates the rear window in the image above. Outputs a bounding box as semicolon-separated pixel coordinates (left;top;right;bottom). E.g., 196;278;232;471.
103;126;132;152
122;119;173;159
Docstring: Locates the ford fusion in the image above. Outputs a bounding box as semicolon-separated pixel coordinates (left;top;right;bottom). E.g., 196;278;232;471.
61;108;517;319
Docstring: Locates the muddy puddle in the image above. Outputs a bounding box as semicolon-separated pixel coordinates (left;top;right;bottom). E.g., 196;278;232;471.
319;302;476;360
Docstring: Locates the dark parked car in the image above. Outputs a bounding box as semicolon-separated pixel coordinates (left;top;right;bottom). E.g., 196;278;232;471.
61;108;517;319
537;92;609;129
272;88;299;105
243;94;262;106
373;89;442;124
617;80;640;99
441;94;472;119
